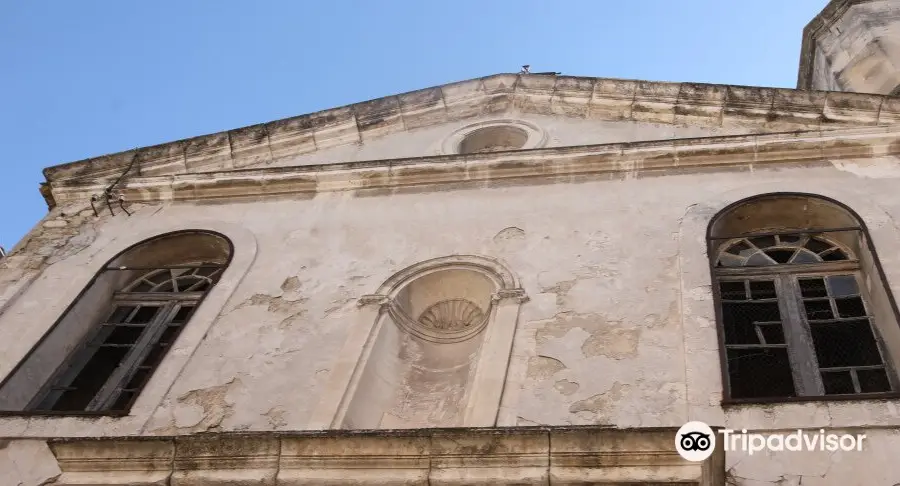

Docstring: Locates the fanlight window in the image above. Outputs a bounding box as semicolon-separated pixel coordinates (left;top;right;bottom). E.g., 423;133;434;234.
716;234;848;267
0;230;232;415
708;194;900;403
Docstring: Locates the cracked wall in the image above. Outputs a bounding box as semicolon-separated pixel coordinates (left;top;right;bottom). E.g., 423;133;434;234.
3;152;900;481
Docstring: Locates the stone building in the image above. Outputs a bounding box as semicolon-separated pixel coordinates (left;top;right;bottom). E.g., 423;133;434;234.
3;1;900;484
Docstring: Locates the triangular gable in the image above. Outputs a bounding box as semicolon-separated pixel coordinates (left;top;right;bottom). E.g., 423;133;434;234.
41;73;900;189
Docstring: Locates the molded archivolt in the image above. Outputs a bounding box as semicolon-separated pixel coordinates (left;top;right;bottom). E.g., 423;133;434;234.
335;256;526;430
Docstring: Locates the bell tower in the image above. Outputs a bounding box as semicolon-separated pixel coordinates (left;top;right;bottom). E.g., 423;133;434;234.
798;0;900;94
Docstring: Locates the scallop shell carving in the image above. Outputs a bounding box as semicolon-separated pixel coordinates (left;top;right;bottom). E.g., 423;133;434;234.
417;299;485;332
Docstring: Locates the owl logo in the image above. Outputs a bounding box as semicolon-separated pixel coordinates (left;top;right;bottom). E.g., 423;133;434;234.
680;431;711;451
675;421;716;462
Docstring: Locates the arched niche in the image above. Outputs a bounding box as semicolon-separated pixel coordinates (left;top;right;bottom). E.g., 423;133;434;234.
332;255;526;429
707;193;900;403
0;230;233;414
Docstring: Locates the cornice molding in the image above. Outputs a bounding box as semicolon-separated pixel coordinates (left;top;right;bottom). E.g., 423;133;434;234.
45;426;725;485
42;72;900;191
46;125;900;207
797;0;879;90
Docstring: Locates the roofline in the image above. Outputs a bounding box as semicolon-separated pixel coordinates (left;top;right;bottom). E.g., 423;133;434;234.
41;72;900;192
797;0;879;90
44;124;900;209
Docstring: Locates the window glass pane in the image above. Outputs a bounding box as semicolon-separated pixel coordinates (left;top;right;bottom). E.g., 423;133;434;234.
827;275;859;297
126;368;152;390
810;320;884;368
104;325;145;345
107;306;137;323
725;240;753;257
171;306;195;324
858;369;892;393
749;281;776;300
803;300;834;320
50;346;130;411
835;297;867;318
822;250;848;262
158;326;179;346
804;238;832;253
778;233;805;245
765;249;796;264
749;236;776;249
111;391;136;411
790;250;820;264
727;348;795;399
719;281;746;300
822;370;855;395
746;253;775;266
129;306;160;324
799;278;827;298
758;324;786;345
722;301;782;345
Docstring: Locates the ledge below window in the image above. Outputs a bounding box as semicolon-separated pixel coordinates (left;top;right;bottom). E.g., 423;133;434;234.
722;391;900;407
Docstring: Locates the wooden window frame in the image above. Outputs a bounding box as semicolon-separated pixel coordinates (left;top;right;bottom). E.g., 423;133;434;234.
26;265;220;413
712;230;900;404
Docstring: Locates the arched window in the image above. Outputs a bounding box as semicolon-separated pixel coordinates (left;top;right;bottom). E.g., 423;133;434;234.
708;194;900;403
0;230;232;414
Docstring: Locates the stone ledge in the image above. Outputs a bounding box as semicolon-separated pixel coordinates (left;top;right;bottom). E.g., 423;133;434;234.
41;72;900;188
45;125;900;206
46;426;724;485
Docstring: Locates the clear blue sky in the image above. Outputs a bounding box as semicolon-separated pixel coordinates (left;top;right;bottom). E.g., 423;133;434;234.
0;1;828;250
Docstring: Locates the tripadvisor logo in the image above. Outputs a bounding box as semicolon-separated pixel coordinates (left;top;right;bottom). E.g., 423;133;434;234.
675;421;867;461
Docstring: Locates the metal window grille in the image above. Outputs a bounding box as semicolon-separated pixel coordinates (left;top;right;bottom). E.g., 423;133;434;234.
27;265;224;413
712;229;897;400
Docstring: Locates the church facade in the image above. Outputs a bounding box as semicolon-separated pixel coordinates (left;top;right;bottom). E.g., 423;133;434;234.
3;1;900;484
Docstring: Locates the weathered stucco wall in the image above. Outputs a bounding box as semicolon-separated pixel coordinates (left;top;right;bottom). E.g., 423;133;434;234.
259;113;753;168
3;159;900;483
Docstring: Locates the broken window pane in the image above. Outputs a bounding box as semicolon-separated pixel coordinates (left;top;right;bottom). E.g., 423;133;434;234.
858;369;892;393
749;281;777;300
778;234;805;245
757;323;786;345
835;297;867;318
727;348;795;399
822;370;855;395
719;281;746;300
107;306;136;324
48;346;130;411
822;250;848;262
749;236;777;249
104;325;145;345
129;306;159;324
804;300;834;320
804;238;833;254
171;306;195;324
722;301;782;345
810;320;883;368
799;278;828;298
766;249;796;264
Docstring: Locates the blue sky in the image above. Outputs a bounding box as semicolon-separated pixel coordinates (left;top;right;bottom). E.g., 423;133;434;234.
0;0;828;250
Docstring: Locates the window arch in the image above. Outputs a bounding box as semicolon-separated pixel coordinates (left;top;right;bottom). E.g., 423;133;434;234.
707;193;900;403
0;230;232;414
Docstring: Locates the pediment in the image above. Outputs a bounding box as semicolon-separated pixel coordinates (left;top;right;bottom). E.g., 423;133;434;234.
40;73;900;196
